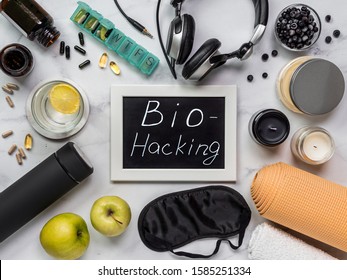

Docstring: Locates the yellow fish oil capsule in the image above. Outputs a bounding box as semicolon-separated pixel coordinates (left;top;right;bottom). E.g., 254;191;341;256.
99;52;108;68
110;61;121;75
24;134;33;150
8;144;17;155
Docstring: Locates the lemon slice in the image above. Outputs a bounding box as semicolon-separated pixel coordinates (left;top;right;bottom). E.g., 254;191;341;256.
49;83;81;114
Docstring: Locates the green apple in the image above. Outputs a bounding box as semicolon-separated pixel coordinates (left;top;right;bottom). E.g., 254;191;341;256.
90;196;131;237
39;213;90;260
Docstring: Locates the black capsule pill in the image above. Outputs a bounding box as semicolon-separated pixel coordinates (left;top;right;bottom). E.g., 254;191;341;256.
65;45;70;59
78;32;85;46
333;30;341;38
105;28;113;38
74;45;86;55
79;59;90;69
59;41;65;55
247;75;254;82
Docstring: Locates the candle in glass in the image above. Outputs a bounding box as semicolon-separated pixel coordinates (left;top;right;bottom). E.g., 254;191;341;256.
291;127;335;165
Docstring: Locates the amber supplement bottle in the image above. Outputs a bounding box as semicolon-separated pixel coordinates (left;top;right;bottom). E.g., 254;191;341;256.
0;43;34;77
0;0;60;47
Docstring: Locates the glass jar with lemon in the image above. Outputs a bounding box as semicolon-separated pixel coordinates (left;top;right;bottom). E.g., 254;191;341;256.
26;79;89;139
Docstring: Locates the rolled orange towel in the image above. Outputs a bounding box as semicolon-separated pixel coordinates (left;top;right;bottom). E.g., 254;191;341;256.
251;162;347;252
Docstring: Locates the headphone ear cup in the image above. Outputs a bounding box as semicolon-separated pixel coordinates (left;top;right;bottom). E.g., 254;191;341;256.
176;14;195;64
182;38;221;80
166;14;195;64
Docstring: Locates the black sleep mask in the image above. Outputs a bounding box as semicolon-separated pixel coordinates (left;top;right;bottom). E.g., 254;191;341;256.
138;185;251;258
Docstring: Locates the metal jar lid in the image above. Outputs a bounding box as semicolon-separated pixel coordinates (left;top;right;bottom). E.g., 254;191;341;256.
290;58;345;115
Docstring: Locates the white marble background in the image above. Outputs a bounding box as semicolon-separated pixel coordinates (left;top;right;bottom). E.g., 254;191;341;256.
0;0;347;260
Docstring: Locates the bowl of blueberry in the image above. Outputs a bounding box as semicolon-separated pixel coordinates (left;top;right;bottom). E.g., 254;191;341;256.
275;4;321;51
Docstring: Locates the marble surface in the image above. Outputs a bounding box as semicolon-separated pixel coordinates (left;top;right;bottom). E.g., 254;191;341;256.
0;0;347;260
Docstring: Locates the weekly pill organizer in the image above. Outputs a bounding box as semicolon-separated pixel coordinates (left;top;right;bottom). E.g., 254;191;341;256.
70;1;160;76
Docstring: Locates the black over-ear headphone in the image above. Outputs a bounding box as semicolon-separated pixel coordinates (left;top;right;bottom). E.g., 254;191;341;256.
156;0;269;81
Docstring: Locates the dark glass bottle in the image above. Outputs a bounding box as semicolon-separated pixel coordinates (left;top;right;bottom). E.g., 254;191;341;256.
0;43;34;77
0;0;60;47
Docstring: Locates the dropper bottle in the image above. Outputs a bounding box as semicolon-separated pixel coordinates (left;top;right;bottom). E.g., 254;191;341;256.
0;0;60;47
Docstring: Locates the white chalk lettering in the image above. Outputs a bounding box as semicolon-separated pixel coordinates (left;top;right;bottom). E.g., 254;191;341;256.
141;100;163;127
130;132;150;157
186;109;203;127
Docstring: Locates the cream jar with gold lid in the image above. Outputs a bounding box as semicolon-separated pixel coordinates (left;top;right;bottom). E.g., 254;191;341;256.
277;57;345;115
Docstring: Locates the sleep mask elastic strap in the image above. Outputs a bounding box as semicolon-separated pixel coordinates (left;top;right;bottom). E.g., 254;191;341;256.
169;213;248;258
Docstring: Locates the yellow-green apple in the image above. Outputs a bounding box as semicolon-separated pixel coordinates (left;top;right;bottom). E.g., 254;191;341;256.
90;196;131;237
39;213;90;260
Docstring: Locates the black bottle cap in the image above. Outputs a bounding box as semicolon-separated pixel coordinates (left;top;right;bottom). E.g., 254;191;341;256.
55;142;93;182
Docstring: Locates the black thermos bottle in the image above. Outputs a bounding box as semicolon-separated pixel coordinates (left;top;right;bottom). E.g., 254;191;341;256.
0;142;93;243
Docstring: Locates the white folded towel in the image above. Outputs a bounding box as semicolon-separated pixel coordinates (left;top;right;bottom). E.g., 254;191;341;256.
248;223;336;260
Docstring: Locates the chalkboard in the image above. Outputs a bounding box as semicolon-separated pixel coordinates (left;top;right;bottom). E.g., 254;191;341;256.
111;85;237;182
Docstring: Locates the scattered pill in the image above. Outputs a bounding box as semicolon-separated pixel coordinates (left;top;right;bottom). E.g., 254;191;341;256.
65;45;70;59
74;45;86;55
78;32;85;46
325;36;332;44
18;147;26;159
6;83;19;90
5;96;14;107
109;61;121;75
16;152;23;165
2;130;13;138
333;30;341;38
262;72;268;79
99;52;108;68
8;144;17;155
24;134;33;150
261;53;269;61
2;85;13;94
271;50;278;57
247;75;254;82
79;59;91;69
60;41;65;55
325;15;331;22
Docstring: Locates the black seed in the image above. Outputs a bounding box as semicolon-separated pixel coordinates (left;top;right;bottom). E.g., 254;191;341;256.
79;59;91;69
271;50;278;57
261;53;269;61
247;75;254;82
262;72;268;79
325;36;332;44
333;30;341;38
325;15;331;22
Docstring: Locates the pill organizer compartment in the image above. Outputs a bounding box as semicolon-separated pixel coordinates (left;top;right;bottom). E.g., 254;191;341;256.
94;18;114;43
70;1;91;26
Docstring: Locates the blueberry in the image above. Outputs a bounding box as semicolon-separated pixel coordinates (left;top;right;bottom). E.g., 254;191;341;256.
262;72;268;79
325;15;331;22
247;75;254;82
271;50;278;57
333;30;341;38
325;36;332;43
261;53;269;61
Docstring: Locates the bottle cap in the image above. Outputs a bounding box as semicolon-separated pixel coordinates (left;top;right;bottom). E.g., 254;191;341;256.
55;142;93;182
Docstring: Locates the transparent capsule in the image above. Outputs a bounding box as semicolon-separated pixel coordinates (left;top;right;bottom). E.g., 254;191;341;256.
16;152;23;165
24;133;33;150
2;130;13;138
5;96;14;107
18;147;26;159
110;61;121;75
8;144;17;155
2;86;13;94
6;83;20;90
99;52;108;68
